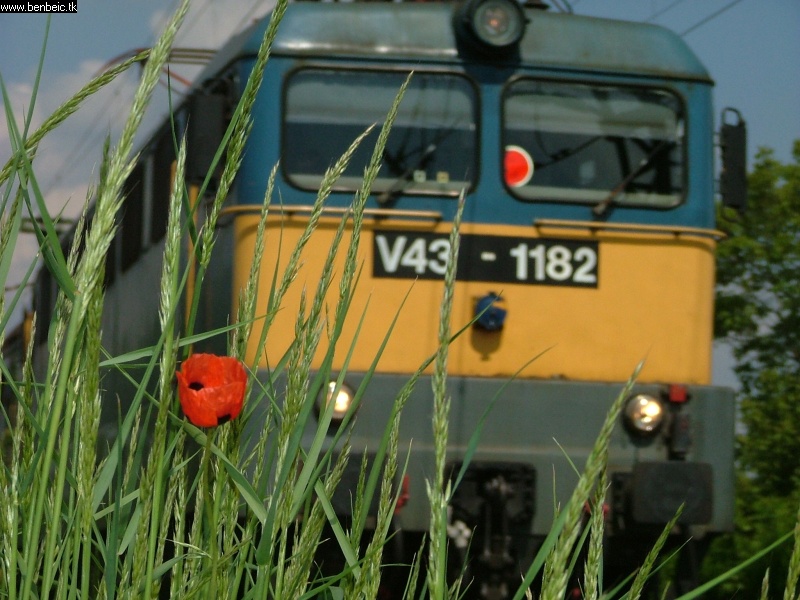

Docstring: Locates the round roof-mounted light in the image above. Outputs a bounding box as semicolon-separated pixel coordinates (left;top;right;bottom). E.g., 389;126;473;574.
454;0;527;53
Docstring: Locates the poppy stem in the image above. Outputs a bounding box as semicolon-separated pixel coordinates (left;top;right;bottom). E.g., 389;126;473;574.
201;429;219;598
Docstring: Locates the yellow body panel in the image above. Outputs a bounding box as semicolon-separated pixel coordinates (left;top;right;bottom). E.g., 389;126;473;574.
232;212;716;385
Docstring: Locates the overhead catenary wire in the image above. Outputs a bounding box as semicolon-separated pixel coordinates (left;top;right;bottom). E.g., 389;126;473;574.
42;0;266;202
40;0;213;202
35;0;286;245
577;0;747;37
41;76;131;200
680;0;746;36
41;47;209;203
43;0;271;197
643;0;687;23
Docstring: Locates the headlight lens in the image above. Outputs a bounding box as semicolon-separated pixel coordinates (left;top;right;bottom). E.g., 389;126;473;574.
321;380;354;423
474;0;524;47
624;394;664;434
455;0;527;52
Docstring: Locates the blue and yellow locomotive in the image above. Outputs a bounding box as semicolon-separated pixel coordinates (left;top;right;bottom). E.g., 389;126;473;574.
23;0;746;596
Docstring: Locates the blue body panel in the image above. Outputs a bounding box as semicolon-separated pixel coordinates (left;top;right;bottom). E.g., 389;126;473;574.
237;57;717;230
214;3;718;230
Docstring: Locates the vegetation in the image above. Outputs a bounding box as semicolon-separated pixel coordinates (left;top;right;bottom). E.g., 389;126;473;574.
705;140;800;598
2;1;800;598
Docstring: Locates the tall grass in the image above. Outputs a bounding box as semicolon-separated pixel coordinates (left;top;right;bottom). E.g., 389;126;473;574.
3;2;800;599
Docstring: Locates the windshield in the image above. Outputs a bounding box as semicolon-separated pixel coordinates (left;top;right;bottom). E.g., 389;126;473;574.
283;68;478;196
503;80;685;208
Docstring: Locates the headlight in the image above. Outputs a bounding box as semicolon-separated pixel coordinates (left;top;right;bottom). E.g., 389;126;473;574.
623;393;664;434
454;0;527;53
320;380;354;424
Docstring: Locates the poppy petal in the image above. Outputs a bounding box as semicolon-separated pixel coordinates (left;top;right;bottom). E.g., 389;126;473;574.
176;353;247;427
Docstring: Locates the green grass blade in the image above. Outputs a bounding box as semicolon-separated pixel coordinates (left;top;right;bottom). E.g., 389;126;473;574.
783;501;800;600
0;76;75;299
21;16;50;140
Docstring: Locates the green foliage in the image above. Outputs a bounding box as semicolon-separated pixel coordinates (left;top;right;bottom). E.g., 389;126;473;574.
716;142;800;380
703;479;799;598
716;141;800;491
707;140;800;597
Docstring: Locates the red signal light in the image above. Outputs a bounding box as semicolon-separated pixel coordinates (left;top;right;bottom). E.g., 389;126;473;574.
668;384;689;403
504;145;534;188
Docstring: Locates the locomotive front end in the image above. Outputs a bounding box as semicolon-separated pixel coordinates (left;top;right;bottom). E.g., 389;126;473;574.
215;1;736;596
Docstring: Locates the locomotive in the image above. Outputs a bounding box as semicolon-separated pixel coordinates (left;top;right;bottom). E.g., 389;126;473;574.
11;0;747;596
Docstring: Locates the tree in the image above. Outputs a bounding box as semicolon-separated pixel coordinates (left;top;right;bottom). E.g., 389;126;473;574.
704;141;800;597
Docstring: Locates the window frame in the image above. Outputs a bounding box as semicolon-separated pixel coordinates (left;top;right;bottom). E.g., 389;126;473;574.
280;64;481;197
500;76;688;210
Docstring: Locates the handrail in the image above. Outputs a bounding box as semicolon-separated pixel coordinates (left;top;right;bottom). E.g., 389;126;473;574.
533;218;727;240
220;204;442;222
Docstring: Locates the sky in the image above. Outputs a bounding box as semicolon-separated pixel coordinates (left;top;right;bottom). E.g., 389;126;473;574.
1;0;798;386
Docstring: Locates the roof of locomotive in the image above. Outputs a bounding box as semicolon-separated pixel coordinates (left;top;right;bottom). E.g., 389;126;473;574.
203;1;711;84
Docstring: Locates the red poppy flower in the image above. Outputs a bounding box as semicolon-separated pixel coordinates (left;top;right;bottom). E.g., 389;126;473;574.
176;353;247;427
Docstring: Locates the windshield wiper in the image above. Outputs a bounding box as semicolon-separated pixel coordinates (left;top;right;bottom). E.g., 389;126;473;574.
592;139;670;218
377;143;438;205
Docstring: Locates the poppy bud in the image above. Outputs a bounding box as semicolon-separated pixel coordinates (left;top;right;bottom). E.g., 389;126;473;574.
176;353;247;427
